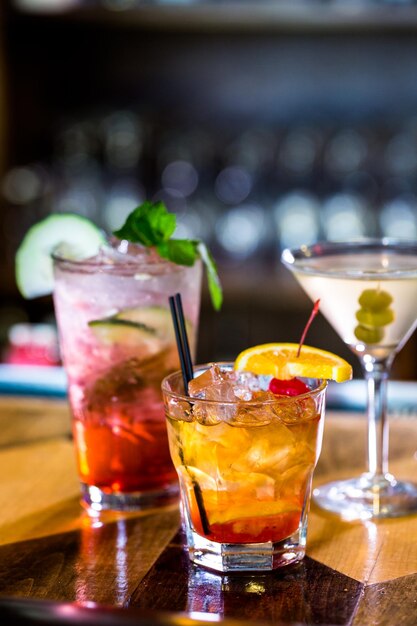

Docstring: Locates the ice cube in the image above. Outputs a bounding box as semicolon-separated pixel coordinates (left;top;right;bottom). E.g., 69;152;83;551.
272;401;302;424
276;461;314;502
189;366;284;426
226;391;276;427
193;400;237;425
232;371;273;400
193;402;222;425
272;396;318;424
188;366;238;424
165;397;194;422
189;364;220;397
233;388;253;401
192;378;238;423
298;397;320;422
238;435;295;474
189;365;237;402
235;370;259;391
216;472;276;502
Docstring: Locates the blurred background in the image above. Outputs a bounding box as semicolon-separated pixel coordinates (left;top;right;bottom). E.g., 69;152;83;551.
2;0;417;379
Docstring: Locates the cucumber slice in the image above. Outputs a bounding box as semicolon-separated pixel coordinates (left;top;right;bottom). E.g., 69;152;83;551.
88;318;160;349
114;305;193;339
15;213;106;299
88;318;164;359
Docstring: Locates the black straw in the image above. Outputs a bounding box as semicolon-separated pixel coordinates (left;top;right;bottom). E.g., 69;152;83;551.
175;293;194;386
169;295;192;394
169;292;211;536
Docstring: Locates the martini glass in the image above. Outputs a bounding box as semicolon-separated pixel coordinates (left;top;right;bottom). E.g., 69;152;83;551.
281;238;417;520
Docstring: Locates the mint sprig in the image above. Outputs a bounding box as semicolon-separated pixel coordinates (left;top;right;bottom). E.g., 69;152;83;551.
113;201;223;310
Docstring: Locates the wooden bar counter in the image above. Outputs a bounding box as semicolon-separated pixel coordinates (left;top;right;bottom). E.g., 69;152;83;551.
1;393;417;626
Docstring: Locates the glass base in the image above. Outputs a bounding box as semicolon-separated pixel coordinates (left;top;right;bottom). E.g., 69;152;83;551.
313;473;417;521
184;528;305;573
80;482;179;514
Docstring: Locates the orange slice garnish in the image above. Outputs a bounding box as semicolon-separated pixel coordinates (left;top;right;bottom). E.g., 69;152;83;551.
234;343;352;383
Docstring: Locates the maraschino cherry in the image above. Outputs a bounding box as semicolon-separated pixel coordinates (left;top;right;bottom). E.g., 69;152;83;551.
269;377;309;396
268;299;320;397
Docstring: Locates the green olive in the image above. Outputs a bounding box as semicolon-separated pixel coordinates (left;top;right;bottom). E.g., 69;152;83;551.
355;307;394;328
354;324;384;344
358;289;393;311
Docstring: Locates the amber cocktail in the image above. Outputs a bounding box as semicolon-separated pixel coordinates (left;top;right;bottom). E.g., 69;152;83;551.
162;363;327;572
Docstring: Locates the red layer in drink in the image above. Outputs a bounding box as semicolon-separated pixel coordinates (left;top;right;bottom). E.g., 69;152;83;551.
73;415;176;493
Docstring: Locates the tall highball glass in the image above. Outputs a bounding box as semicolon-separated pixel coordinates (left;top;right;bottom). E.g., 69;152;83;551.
53;240;202;513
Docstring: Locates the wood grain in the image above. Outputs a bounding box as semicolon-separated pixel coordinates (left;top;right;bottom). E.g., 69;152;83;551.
0;438;80;545
307;415;417;584
130;533;363;625
0;396;71;448
0;395;417;626
0;509;180;606
352;574;417;626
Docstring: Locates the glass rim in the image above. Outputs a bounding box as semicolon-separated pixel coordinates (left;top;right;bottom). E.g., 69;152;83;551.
161;361;328;406
51;238;193;275
281;237;417;279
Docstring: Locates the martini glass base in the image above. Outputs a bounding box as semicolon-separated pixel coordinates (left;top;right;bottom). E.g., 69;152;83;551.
313;473;417;521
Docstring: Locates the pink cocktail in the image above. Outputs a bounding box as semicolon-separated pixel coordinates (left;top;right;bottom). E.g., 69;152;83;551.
53;240;202;512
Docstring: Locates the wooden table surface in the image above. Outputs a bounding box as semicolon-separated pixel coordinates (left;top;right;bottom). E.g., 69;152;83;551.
1;394;417;626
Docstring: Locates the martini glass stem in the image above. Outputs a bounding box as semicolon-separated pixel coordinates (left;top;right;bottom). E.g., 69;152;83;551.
361;356;394;480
